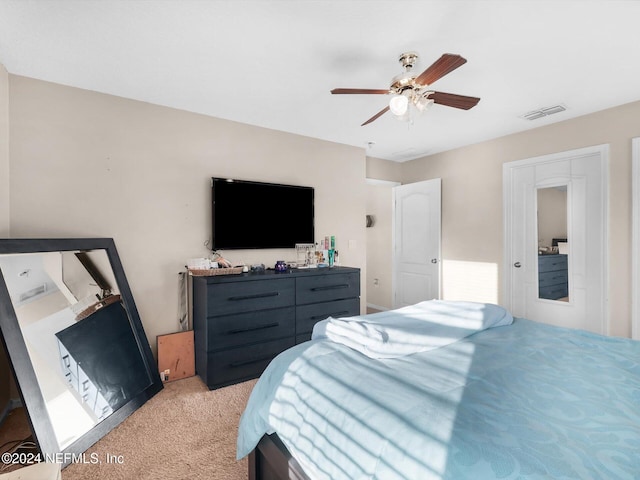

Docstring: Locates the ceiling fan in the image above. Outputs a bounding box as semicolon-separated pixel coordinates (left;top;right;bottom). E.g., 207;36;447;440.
331;52;480;126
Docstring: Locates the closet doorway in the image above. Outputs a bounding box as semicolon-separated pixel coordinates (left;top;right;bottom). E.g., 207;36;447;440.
503;145;608;334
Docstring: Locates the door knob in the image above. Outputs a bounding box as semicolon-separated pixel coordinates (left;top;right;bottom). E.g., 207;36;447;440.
514;262;522;268
431;258;438;264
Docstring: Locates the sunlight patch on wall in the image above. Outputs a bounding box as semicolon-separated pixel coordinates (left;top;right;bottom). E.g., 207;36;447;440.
442;260;499;304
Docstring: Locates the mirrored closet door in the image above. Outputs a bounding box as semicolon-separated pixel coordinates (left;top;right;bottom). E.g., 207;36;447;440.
504;145;608;334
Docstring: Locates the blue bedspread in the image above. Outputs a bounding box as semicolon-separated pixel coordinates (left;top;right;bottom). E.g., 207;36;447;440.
237;318;640;479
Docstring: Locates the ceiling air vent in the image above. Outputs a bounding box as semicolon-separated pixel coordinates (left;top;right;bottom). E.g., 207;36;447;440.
521;104;567;121
392;147;432;162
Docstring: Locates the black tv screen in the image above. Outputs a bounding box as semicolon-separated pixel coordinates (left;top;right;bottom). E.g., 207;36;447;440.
212;177;315;250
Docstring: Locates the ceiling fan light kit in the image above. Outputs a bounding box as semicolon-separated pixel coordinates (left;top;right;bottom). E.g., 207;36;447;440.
389;94;409;116
331;51;480;126
415;94;435;112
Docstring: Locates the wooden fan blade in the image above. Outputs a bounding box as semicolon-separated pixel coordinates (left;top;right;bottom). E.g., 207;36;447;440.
429;91;480;110
361;106;390;126
415;54;467;86
331;88;390;95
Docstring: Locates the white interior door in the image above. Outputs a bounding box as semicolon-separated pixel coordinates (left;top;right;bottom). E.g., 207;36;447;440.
504;145;608;334
392;179;441;308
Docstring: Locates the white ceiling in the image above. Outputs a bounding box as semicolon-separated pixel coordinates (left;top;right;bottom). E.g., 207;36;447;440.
0;1;639;162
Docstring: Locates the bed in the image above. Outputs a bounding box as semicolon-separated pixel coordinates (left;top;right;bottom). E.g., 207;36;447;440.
237;300;640;480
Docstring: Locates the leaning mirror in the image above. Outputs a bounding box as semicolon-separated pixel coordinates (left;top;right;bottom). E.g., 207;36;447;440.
0;238;162;466
536;186;569;302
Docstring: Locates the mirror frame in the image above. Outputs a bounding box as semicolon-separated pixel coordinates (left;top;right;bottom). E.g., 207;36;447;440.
0;238;163;465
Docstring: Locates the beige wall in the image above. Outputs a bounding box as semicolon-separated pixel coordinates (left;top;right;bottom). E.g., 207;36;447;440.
366;156;403;183
402;100;640;337
7;75;367;354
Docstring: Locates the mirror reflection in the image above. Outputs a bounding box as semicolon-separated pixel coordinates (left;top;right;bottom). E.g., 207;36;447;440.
537;186;569;302
0;249;152;450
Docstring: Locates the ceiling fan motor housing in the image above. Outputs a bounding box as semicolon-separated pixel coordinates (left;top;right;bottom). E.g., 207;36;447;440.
391;52;421;93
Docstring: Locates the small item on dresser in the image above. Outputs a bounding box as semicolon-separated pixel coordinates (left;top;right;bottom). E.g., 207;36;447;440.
188;254;242;276
275;260;288;272
251;263;266;272
187;257;210;269
186;254;240;275
188;266;244;276
215;255;233;268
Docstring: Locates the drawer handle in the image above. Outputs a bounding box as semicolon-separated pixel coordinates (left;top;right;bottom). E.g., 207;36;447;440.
310;284;350;292
228;292;280;301
227;322;279;334
229;355;274;368
311;310;349;321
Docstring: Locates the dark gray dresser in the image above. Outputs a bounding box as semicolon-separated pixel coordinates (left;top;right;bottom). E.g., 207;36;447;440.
192;266;360;389
538;254;568;300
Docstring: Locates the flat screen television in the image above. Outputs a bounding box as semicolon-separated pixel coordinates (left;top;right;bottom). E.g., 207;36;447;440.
211;177;314;250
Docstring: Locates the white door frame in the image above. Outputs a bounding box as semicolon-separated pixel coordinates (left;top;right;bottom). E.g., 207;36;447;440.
631;138;640;340
503;144;609;333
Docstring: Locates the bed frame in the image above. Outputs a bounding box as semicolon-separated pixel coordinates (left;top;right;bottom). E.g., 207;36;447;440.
249;433;311;480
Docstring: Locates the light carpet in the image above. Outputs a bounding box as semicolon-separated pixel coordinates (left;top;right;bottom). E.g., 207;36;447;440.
62;376;256;480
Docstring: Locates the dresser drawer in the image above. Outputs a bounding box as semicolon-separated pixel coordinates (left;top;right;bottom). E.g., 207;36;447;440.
538;254;567;273
539;284;568;300
296;298;360;336
205;278;295;316
538;270;568;288
296;273;360;305
205;337;295;388
206;307;295;351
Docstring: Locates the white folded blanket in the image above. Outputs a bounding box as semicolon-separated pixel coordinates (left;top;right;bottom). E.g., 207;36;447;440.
312;300;513;359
